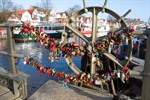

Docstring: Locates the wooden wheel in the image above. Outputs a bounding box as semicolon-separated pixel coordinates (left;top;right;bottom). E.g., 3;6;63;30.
61;6;133;75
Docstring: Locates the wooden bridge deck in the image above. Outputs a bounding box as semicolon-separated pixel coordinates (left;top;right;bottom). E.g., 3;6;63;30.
0;85;22;100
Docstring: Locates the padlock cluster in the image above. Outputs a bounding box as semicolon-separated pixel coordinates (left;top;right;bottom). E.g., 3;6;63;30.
23;56;131;88
20;23;134;89
19;23;135;63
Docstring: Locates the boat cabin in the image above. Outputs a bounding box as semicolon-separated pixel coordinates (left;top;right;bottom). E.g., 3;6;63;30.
34;23;64;34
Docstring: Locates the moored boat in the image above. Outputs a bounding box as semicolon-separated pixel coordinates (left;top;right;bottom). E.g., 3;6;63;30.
79;22;110;37
13;34;35;43
0;22;36;42
13;24;35;42
97;23;110;37
80;23;92;37
33;23;64;38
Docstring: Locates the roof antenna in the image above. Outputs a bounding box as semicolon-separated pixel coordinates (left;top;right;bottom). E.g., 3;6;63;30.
82;0;88;13
102;0;108;13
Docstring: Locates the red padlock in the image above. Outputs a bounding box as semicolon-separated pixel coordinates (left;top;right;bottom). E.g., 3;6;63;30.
23;28;29;33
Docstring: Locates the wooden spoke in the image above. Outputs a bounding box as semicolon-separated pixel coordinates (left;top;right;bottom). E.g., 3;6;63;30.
65;23;90;44
102;50;124;68
65;56;82;74
90;7;99;74
91;7;98;43
121;36;133;67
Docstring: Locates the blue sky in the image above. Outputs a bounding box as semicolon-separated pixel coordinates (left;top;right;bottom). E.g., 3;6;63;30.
12;0;150;22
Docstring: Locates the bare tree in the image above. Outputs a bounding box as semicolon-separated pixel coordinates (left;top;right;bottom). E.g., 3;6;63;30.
41;0;53;10
40;0;53;22
12;4;24;12
0;12;12;23
0;0;13;23
0;0;24;23
66;5;81;16
0;0;13;12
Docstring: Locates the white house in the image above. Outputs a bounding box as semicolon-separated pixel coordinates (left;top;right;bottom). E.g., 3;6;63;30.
15;10;32;22
55;12;67;23
7;13;20;23
7;6;68;24
48;9;57;23
28;7;46;22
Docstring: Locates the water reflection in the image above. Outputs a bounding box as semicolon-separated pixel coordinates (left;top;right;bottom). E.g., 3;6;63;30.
0;40;81;71
0;40;7;51
15;42;43;63
0;40;9;68
0;40;81;96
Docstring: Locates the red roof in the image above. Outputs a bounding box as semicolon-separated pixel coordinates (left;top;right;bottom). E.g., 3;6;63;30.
28;9;35;14
15;10;26;15
28;6;46;13
57;12;64;15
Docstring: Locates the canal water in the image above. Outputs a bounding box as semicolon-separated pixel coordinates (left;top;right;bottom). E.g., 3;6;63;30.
0;40;81;96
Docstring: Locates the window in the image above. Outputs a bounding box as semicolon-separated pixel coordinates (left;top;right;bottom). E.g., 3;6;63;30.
35;27;39;29
60;26;64;30
53;27;56;30
49;27;51;30
55;27;58;30
14;27;19;31
35;27;39;31
44;27;47;30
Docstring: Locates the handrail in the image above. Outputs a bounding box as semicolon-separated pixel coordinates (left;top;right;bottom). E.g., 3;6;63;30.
0;51;24;58
0;22;22;27
0;23;28;99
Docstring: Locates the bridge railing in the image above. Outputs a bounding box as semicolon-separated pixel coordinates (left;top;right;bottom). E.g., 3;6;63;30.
0;22;29;99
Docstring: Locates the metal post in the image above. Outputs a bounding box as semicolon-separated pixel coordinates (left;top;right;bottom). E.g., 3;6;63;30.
141;28;150;100
6;23;20;97
82;0;88;13
7;24;19;75
91;7;98;75
0;23;28;99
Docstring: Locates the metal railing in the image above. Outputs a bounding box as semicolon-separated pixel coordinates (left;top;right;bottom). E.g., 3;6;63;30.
0;22;29;99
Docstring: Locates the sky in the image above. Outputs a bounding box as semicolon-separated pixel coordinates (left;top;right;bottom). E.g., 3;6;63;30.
12;0;150;22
